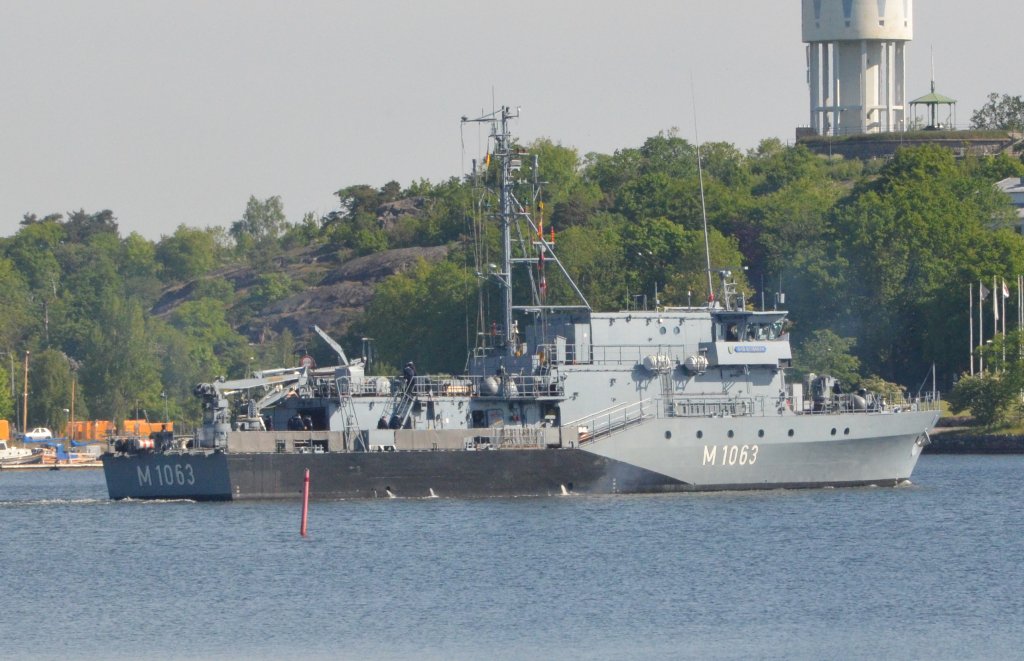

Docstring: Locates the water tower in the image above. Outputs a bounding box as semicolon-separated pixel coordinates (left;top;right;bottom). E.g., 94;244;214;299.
803;0;912;135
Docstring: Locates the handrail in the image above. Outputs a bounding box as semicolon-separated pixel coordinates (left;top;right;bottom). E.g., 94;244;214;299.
570;399;654;445
563;399;651;428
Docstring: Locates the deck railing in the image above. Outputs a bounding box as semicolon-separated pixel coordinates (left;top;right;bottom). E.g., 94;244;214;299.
565;399;654;445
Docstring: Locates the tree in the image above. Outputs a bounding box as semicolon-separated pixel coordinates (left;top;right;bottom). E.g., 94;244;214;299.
0;360;14;421
119;232;162;304
27;349;76;430
948;331;1024;427
63;209;118;243
525;138;584;208
546;217;628;310
230;195;288;258
78;295;162;422
156;225;218;280
792;329;861;385
945;373;1012;427
0;257;35;352
826;145;1023;382
359;259;476;373
970;93;1024;131
169;298;250;379
620;217;746;306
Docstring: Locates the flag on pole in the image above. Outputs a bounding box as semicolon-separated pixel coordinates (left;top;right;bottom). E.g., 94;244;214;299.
980;283;990;300
1003;280;1010;298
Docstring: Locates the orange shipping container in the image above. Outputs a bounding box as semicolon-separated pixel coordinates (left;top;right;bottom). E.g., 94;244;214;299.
65;420;116;441
121;420;173;437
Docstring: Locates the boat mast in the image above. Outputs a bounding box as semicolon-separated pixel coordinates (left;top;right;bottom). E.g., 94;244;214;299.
462;105;519;352
498;107;515;350
461;105;591;358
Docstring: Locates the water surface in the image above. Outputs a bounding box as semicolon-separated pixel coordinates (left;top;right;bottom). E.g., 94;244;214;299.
1;456;1021;660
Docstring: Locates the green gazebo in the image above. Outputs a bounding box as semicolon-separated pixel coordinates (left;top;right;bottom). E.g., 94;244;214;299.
910;82;957;130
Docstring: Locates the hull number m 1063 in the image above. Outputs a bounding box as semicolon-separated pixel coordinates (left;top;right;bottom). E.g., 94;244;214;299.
137;464;196;487
702;444;759;467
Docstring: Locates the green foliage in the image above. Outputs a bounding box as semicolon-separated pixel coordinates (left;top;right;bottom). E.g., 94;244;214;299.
949;331;1024;427
8;219;63;293
231;196;288;260
0;361;13;421
525;138;583;207
546;217;628;310
792;329;861;385
946;373;1013;427
0;257;35;351
353;228;389;255
78;295;161;424
827;144;1024;380
281;212;324;250
27;348;76;429
858;375;906;402
970;93;1024;131
7;125;1024;430
359;259;476;373
156;225;218;280
239;273;300;317
169;298;250;379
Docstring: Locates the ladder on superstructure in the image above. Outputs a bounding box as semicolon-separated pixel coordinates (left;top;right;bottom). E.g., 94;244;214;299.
382;380;416;429
335;377;363;450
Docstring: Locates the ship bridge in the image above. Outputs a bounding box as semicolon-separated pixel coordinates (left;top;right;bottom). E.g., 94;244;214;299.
705;310;791;369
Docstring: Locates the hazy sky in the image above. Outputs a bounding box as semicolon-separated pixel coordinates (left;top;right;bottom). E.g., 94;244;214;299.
1;1;1018;240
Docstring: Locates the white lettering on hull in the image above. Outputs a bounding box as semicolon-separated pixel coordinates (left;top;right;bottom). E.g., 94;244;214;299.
702;444;759;466
136;463;196;487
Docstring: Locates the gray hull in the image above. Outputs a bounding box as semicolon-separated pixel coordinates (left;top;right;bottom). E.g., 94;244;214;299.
102;409;935;500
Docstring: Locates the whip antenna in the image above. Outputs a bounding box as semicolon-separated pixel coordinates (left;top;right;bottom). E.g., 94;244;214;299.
691;75;714;306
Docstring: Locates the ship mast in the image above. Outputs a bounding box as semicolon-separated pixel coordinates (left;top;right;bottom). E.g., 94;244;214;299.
462;105;516;350
461;105;591;357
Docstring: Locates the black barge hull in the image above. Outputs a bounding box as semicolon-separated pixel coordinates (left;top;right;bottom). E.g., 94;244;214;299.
101;450;689;500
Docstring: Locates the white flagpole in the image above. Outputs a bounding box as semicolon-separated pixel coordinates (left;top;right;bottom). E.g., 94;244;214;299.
970;284;974;375
992;276;998;371
979;280;985;375
1002;279;1007;363
994;276;999;371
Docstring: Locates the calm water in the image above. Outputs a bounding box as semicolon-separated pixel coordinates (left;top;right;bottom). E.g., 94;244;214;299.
1;456;1022;661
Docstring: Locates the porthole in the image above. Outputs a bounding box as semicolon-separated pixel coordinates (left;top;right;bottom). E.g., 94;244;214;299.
758;429;765;438
788;429;794;437
696;430;703;439
659;326;667;335
844;427;850;435
727;430;734;438
673;327;680;335
664;431;672;440
830;428;837;436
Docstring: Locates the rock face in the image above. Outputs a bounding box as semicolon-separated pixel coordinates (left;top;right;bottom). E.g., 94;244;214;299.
152;244;450;343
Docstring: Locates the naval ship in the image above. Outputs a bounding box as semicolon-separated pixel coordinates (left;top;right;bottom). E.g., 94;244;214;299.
102;106;940;500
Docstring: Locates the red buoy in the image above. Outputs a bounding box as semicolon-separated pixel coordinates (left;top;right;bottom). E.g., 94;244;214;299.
300;468;310;537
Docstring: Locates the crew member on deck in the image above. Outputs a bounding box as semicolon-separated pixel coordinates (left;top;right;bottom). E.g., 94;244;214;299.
403;361;416;392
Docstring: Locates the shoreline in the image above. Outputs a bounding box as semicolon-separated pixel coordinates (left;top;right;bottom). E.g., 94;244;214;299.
0;462;103;471
925;430;1024;454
